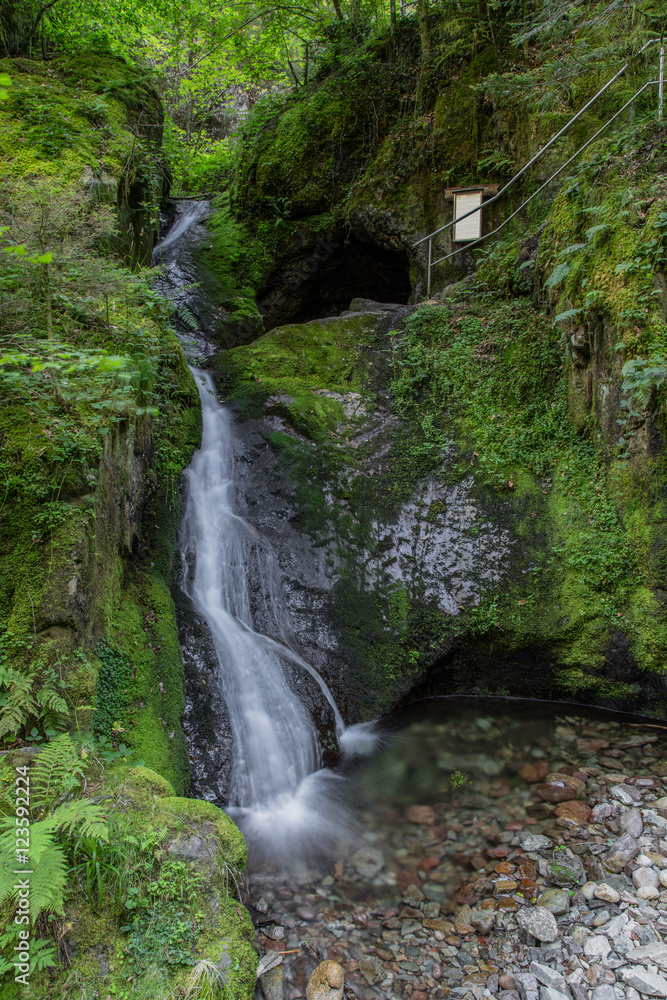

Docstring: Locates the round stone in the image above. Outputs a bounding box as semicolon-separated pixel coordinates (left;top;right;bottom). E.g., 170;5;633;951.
594;883;621;904
537;888;570;915
637;885;660;900
554;800;592;824
306;961;344;1000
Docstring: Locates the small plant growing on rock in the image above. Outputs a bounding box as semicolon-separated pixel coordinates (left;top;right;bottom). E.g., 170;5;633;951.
451;770;469;789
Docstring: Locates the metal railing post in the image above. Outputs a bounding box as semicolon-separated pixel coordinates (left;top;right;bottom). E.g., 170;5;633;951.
659;46;665;120
412;38;660;256
427;238;432;298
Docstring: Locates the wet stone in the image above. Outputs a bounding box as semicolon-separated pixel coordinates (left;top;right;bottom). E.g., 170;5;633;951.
517;906;559;942
537;889;570;915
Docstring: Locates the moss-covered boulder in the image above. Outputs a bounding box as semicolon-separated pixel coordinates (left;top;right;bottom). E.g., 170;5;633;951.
206;287;667;723
17;767;257;1000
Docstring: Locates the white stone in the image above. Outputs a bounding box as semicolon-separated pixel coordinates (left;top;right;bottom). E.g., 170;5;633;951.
637;886;660;899
622;809;645;839
584;935;612;960
517;906;559;942
660;871;667;888
637;854;656;866
531;962;567;991
612;784;636;805
621;967;667;996
634;868;660;889
582;881;598;899
540;989;570;1000
595;882;621;903
627;943;667;970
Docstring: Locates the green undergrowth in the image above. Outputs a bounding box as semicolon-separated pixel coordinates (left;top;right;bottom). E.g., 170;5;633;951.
1;763;254;1000
0;52;162;183
391;295;667;707
0;55;200;759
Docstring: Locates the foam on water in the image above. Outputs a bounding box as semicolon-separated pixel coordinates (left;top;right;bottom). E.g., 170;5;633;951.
178;369;380;862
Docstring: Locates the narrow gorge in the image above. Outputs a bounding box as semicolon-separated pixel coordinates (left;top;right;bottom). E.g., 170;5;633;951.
2;3;667;1000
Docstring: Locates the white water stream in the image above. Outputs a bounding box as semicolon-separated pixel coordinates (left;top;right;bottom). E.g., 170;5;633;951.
179;370;373;861
151;205;378;862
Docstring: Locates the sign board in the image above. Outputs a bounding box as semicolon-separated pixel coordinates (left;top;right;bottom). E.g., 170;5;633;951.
453;188;483;242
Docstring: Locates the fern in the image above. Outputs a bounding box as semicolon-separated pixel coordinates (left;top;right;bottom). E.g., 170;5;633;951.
0;820;68;919
30;733;84;814
543;262;571;289
0;663;68;741
0;735;108;925
0;667;37;739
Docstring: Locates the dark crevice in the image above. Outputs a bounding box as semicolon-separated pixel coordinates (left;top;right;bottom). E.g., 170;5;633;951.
258;233;412;330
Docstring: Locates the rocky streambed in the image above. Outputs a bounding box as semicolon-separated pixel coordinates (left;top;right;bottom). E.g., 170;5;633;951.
245;701;667;1000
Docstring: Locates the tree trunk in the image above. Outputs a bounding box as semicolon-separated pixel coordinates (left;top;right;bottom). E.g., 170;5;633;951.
332;0;343;20
417;0;430;55
390;0;397;35
415;0;431;110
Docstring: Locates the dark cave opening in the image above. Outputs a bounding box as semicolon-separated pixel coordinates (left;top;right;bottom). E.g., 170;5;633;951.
258;234;412;329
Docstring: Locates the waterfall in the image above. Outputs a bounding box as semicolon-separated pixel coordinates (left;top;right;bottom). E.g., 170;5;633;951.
179;370;371;860
154;205;378;862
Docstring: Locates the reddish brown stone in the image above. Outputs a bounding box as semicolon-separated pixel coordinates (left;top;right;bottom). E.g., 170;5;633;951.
577;737;610;752
423;917;453;933
395;868;421;890
488;778;512;798
493;879;518;897
494;861;517;876
517;879;539;899
537;772;586;802
554;800;592;824
499;975;516;990
417;855;441;873
505;820;524;831
519;760;550;783
495;896;518;911
487;846;510;858
405;804;436;825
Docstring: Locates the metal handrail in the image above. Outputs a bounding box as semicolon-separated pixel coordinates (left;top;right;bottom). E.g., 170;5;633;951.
413;37;663;295
430;78;659;271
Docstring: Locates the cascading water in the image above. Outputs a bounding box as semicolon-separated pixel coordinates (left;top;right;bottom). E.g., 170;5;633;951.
153;204;377;865
178;369;369;863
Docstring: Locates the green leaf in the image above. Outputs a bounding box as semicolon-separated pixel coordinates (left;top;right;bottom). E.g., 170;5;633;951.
585;224;609;241
615;260;634;274
543;262;571;289
554;308;582;324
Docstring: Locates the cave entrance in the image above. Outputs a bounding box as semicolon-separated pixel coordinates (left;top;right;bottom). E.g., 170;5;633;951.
258;234;412;330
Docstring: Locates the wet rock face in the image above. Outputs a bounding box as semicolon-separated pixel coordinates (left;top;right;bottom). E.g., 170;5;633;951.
155;201;262;349
218;306;516;719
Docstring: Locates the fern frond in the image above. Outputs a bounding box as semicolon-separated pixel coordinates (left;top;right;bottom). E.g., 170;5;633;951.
43;800;108;841
36;686;68;716
27;842;67;920
0;668;37;739
0;825;67;920
31;734;82;812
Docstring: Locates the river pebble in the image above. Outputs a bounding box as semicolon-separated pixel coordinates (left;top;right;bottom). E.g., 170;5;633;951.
244;707;667;1000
